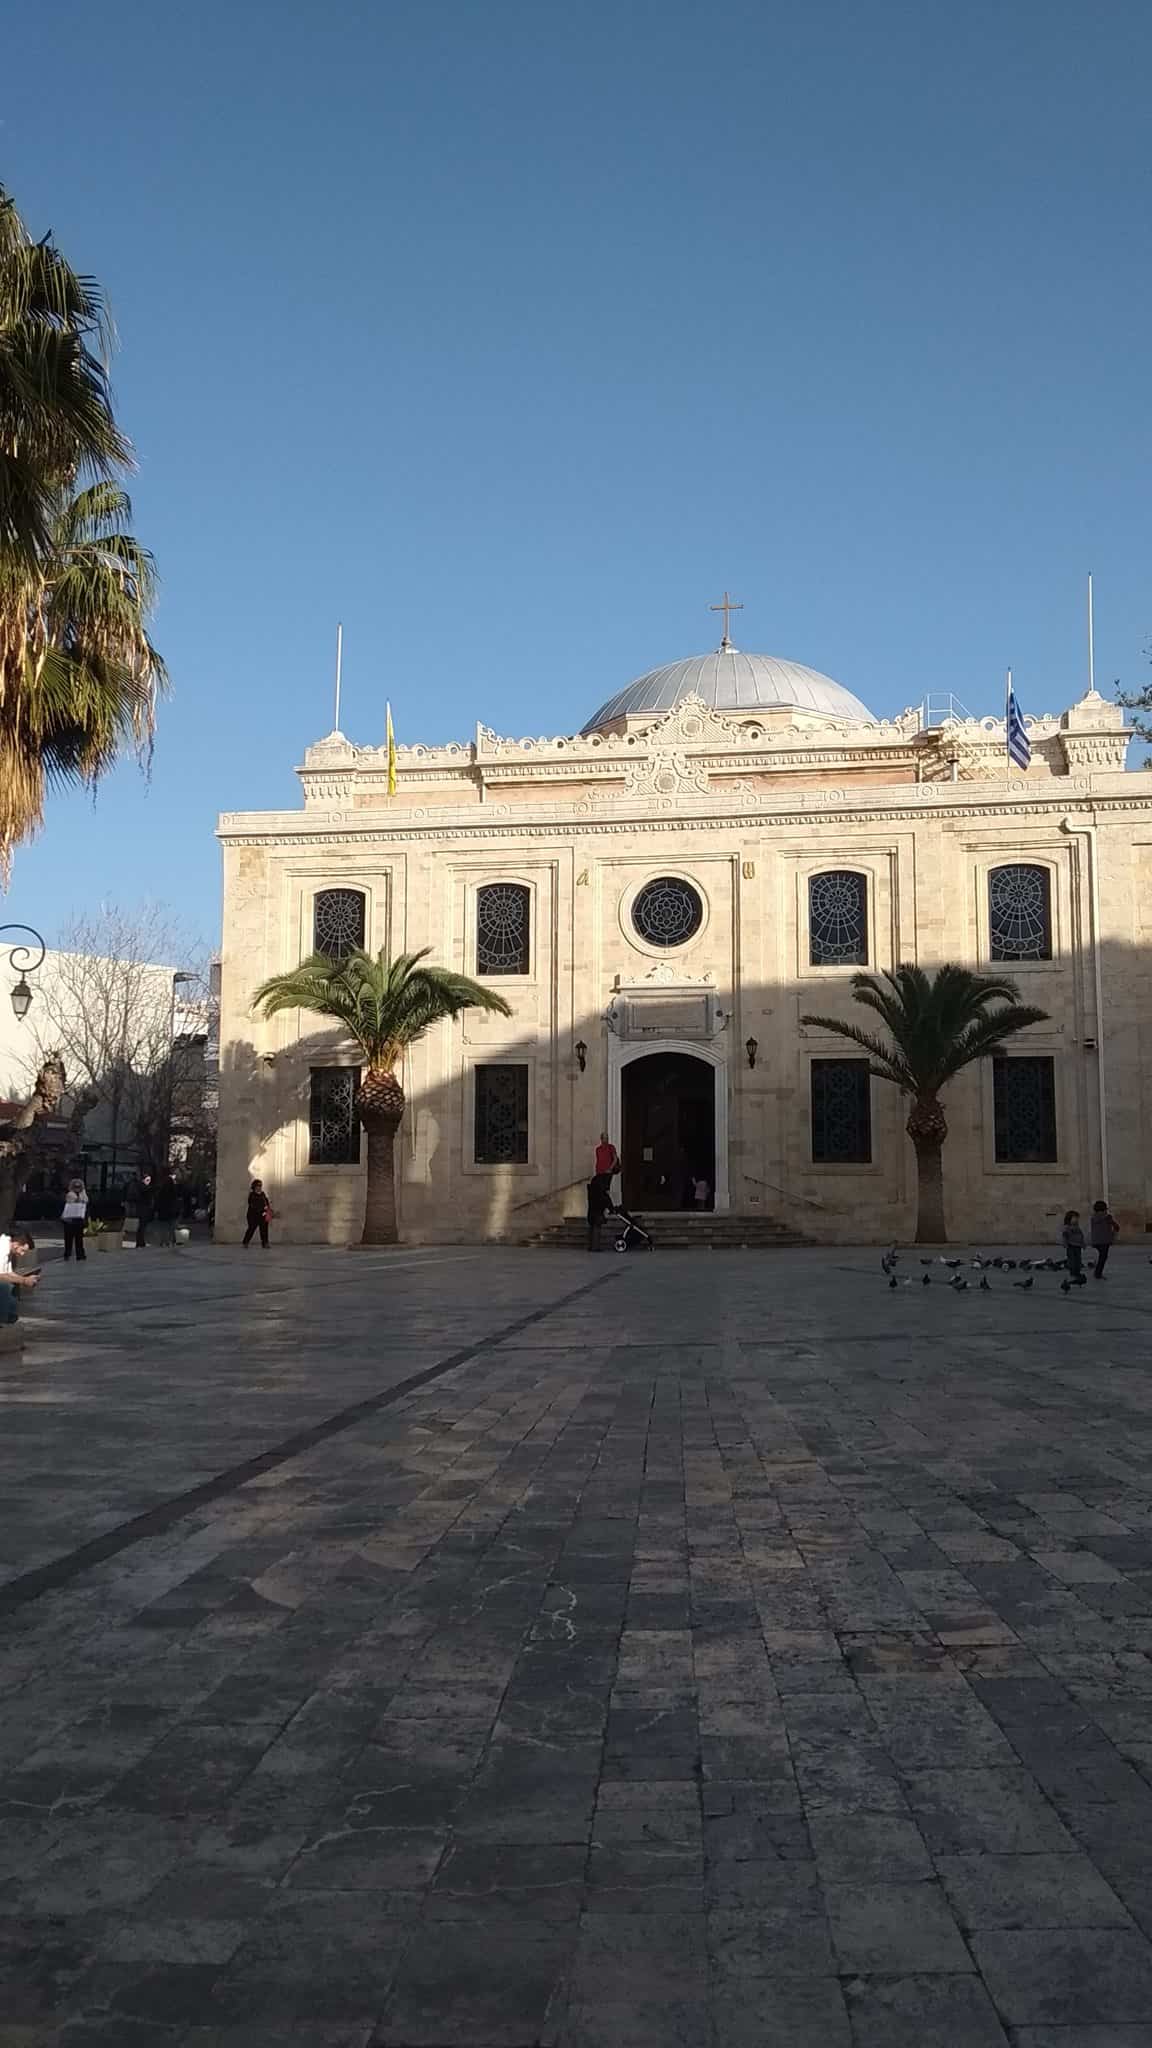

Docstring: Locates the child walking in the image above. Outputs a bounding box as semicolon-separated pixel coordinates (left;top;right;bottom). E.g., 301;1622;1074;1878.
1062;1210;1087;1285
243;1179;272;1249
1089;1199;1119;1279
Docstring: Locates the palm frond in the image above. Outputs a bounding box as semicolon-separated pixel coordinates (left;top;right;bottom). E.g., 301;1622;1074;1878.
0;186;156;859
800;1011;913;1089
935;1005;1050;1085
252;947;512;1068
813;963;1049;1104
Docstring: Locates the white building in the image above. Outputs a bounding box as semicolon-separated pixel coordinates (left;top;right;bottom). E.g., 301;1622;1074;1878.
216;631;1143;1246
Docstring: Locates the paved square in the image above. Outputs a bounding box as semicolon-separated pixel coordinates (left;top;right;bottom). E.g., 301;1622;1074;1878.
4;1241;1152;2044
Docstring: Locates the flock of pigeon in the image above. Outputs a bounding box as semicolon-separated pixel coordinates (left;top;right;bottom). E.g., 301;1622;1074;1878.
880;1249;1086;1296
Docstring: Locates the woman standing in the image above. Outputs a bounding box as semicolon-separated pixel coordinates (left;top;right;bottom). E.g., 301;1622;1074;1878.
243;1179;272;1249
61;1180;89;1262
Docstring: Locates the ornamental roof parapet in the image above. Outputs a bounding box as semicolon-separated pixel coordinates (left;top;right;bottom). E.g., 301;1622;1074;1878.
297;689;1132;805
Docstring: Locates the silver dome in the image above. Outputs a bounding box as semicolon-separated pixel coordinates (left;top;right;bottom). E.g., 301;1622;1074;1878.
583;650;874;732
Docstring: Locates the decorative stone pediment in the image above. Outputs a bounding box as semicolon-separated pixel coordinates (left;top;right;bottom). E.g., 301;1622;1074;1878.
623;749;712;799
605;966;727;1042
641;692;742;747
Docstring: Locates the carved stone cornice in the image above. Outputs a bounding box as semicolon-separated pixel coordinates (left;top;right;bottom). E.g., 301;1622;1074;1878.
218;783;1152;852
1060;736;1130;773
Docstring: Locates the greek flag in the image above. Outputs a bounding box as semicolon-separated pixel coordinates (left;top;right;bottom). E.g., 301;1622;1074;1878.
1006;675;1031;770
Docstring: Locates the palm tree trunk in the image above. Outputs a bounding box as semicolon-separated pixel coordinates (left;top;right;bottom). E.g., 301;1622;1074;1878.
910;1135;946;1243
355;1068;406;1246
906;1095;949;1244
361;1118;400;1244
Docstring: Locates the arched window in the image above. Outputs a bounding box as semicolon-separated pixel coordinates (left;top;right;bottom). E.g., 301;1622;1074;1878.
989;865;1051;961
313;888;366;959
809;871;868;967
477;883;530;975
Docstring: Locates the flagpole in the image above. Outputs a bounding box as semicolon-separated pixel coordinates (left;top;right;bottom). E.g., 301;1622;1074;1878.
334;622;344;732
1006;667;1013;777
1087;573;1095;694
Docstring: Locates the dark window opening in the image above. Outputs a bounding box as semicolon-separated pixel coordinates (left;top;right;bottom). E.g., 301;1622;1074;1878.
811;1058;872;1163
309;1067;361;1164
993;1055;1057;1162
474;1064;529;1164
989;865;1051;961
477;883;531;975
313;888;366;959
809;870;868;966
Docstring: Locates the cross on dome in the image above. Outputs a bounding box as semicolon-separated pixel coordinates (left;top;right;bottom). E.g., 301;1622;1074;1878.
709;590;743;651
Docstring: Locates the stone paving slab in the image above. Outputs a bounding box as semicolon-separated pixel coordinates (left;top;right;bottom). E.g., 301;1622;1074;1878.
4;1243;1152;2040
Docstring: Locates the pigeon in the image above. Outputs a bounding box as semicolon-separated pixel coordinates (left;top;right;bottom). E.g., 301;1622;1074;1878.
888;1275;898;1290
943;1257;963;1269
902;1276;914;1287
1061;1277;1072;1294
971;1257;984;1269
980;1275;991;1292
920;1256;935;1266
1014;1275;1034;1290
1004;1259;1017;1270
1018;1258;1033;1270
922;1273;932;1286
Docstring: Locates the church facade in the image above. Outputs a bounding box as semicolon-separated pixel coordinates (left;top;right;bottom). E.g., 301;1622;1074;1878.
216;633;1148;1246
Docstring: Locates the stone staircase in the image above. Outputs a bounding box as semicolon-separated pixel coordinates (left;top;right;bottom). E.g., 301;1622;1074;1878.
531;1210;813;1251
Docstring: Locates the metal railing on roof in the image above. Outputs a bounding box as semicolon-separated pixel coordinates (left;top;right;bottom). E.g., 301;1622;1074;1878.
920;692;978;729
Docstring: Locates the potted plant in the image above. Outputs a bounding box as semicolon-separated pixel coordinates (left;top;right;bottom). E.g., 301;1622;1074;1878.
85;1217;122;1254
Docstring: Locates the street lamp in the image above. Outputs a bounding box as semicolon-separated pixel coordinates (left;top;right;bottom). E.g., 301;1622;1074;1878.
171;969;196;1029
0;925;46;1019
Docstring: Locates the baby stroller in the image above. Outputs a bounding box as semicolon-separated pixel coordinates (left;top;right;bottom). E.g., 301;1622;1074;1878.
609;1204;654;1253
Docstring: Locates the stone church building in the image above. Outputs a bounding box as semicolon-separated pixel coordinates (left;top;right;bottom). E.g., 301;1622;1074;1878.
216;623;1146;1245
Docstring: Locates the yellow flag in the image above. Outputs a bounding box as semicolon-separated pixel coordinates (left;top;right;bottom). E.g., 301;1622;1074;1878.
386;701;397;795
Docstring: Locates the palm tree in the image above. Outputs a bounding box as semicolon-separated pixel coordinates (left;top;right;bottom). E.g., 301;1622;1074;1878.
802;964;1049;1244
253;947;513;1245
1;186;163;862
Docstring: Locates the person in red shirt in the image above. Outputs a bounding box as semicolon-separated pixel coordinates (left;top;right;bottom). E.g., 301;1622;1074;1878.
587;1133;621;1251
594;1133;620;1178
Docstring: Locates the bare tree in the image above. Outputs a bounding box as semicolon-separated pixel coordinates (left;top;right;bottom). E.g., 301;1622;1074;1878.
0;1055;66;1222
21;905;213;1182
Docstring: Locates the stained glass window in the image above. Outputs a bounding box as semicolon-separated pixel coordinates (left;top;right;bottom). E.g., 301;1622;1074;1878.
309;1067;361;1165
989;865;1051;961
811;1059;872;1163
474;1064;529;1164
993;1056;1057;1163
809;871;868;966
313;888;366;959
632;877;704;948
477;884;530;975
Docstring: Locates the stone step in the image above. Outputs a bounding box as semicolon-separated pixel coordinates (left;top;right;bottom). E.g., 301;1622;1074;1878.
532;1213;812;1250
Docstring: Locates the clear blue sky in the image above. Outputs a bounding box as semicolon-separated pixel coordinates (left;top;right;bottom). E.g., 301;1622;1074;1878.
5;0;1150;947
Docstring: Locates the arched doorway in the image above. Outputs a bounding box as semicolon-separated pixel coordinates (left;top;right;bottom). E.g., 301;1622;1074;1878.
621;1051;716;1211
